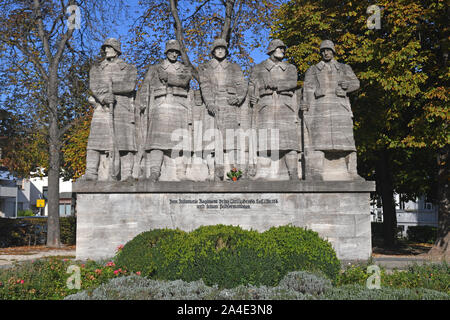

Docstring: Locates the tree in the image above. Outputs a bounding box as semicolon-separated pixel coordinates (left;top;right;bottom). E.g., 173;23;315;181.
0;0;127;247
129;0;282;77
271;0;448;251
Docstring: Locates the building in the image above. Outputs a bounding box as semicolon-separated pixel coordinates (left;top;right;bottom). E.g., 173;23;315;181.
0;169;18;217
0;168;75;218
370;193;438;237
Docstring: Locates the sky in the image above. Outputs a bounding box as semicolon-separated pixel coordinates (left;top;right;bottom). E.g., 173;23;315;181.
107;0;269;65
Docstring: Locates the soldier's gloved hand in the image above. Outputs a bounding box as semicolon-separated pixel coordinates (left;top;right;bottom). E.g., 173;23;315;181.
207;104;217;115
340;81;349;90
103;93;116;105
335;87;346;97
300;103;309;112
158;68;169;82
249;95;258;106
227;97;240;106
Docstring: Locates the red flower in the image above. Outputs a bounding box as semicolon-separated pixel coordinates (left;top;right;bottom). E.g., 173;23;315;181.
232;176;237;181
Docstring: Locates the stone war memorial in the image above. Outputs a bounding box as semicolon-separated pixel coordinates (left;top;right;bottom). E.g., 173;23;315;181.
74;37;375;262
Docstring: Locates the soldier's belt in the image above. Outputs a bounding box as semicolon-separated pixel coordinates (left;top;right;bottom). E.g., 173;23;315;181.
259;89;294;98
154;87;188;98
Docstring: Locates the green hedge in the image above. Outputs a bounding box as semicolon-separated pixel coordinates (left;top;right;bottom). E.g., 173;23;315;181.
407;226;438;244
114;225;340;288
0;217;76;247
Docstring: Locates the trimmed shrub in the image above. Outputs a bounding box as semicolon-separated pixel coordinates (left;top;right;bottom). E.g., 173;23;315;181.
114;224;340;288
0;217;76;247
114;228;187;276
260;226;340;280
406;226;438;244
17;210;35;217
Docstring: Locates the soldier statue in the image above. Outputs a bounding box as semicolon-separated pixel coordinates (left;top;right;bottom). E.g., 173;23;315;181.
138;40;193;182
248;39;301;180
198;39;247;181
301;40;363;180
83;38;138;181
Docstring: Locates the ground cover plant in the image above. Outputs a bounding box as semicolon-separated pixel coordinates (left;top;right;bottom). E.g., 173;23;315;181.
0;224;448;300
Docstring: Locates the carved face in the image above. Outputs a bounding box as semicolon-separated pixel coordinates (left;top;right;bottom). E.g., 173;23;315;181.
271;47;285;61
213;46;227;60
321;48;334;62
167;50;180;63
104;46;118;59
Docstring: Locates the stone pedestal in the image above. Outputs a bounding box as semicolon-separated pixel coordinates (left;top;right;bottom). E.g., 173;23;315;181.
73;180;375;261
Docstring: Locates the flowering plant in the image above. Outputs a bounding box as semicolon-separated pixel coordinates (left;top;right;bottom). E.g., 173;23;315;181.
226;168;242;181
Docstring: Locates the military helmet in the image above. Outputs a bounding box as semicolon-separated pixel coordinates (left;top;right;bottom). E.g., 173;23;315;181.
319;40;336;53
164;40;182;54
266;39;286;55
101;38;122;55
210;38;228;54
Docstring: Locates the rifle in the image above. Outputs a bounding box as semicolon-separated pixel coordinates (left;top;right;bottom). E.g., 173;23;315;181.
108;80;120;180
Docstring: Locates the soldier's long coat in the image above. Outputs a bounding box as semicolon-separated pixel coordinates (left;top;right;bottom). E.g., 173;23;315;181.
198;59;247;151
302;59;359;151
87;58;138;152
138;60;193;152
249;58;300;152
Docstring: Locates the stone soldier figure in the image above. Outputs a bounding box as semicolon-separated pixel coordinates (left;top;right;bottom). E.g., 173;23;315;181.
301;40;362;180
84;38;138;181
138;40;193;182
248;39;301;180
198;38;247;181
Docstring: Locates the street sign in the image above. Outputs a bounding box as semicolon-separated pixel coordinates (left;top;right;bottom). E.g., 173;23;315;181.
36;199;45;208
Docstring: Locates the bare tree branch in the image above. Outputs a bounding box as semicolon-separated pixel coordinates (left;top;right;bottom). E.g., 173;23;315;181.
33;0;53;63
168;0;198;79
220;0;235;43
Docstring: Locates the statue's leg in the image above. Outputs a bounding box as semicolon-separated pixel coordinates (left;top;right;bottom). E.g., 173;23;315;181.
305;150;324;181
120;151;135;181
84;149;100;180
146;149;164;182
285;150;300;180
204;151;215;181
175;150;189;181
214;149;224;181
346;151;364;180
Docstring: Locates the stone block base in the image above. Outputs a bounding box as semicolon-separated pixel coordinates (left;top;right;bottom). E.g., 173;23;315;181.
73;180;375;261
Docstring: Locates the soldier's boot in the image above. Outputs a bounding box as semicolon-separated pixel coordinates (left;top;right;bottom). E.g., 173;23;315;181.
214;165;224;181
286;151;300;181
149;168;160;182
146;149;164;181
120;152;135;182
80;150;100;181
305;151;324;181
347;151;365;181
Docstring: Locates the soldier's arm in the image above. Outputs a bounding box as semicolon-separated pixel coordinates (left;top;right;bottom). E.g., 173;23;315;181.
301;67;316;110
342;64;360;93
234;64;248;105
89;66;110;104
198;66;215;107
136;67;154;112
112;65;138;94
248;66;259;106
277;64;298;92
167;66;192;88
